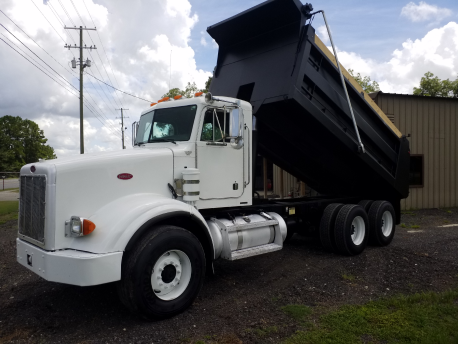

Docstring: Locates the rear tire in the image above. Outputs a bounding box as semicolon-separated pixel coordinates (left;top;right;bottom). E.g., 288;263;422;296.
358;200;373;213
368;201;396;246
319;203;344;252
334;205;369;255
117;225;205;320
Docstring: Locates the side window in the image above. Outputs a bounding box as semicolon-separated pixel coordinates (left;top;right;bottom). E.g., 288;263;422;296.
200;109;230;141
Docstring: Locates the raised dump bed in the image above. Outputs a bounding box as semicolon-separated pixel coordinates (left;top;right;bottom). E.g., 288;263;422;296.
207;0;410;202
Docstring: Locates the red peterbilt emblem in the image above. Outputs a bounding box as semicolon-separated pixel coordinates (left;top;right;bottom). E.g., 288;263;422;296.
117;173;133;180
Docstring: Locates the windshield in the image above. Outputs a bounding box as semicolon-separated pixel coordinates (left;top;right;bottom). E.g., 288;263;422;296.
135;105;197;145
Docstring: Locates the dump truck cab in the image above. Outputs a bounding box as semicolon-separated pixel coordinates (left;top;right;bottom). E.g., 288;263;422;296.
134;94;254;209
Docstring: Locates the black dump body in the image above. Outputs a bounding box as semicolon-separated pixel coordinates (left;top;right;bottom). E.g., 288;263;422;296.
207;0;410;201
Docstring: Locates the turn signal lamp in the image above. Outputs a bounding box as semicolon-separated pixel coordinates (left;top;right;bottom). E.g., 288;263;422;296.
150;102;157;107
174;95;183;100
66;216;96;237
83;219;96;235
194;92;203;97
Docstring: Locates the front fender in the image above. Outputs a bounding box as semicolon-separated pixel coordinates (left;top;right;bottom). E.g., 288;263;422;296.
66;194;215;256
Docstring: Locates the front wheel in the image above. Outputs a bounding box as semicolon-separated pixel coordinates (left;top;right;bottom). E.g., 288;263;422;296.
117;225;206;319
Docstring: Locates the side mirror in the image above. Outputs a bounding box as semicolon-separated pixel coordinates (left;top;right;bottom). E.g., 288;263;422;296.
229;108;244;149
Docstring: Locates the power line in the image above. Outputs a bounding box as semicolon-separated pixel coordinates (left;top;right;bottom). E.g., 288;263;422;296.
74;0;124;108
0;36;78;96
47;2;65;27
61;0;123;109
0;9;76;76
40;3;120;119
1;35;120;137
85;72;153;103
18;1;121;137
1;23;78;92
28;0;67;44
83;0;125;108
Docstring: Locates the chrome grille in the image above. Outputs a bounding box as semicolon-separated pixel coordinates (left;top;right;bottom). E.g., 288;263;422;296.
19;175;47;244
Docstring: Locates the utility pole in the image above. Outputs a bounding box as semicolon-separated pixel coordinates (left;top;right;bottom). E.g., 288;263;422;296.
116;108;129;149
64;26;97;154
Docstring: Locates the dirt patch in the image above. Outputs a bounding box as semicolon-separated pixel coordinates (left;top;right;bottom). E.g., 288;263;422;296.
0;208;457;343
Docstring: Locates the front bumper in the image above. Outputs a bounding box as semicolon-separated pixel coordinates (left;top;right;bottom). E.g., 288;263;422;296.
16;239;123;286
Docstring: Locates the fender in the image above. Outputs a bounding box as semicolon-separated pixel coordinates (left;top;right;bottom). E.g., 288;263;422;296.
65;193;218;260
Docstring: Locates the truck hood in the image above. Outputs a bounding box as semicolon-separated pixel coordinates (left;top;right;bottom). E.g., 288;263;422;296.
20;146;175;250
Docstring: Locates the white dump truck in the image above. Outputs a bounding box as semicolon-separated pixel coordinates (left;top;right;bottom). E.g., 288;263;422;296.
16;0;409;319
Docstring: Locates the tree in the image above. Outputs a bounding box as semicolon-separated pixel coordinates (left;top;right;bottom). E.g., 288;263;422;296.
161;76;212;99
0;116;57;172
348;69;380;93
202;76;212;93
413;72;458;98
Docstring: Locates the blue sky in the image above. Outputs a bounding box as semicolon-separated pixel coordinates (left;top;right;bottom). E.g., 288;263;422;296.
188;0;458;76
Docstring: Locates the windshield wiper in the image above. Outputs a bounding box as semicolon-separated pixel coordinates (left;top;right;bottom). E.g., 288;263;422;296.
149;138;177;144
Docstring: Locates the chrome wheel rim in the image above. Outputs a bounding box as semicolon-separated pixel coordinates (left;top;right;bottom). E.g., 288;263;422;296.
150;250;191;301
351;216;365;246
381;211;393;237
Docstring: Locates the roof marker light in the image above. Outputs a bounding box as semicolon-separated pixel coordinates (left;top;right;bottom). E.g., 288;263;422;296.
174;95;183;100
194;92;203;97
150;102;157;107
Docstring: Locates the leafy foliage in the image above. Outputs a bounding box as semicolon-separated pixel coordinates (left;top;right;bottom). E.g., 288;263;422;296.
0;116;56;172
348;69;380;93
413;71;458;97
203;76;212;93
161;76;212;99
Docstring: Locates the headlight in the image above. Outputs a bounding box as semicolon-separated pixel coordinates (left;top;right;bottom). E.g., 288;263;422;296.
65;216;96;237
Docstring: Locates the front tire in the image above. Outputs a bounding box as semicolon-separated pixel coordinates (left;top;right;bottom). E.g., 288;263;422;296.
117;225;205;319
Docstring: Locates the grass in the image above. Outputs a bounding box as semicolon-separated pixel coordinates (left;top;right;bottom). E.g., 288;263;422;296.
341;273;355;281
0;187;19;193
281;304;313;321
401;211;416;215
246;326;278;337
400;223;407;228
284;289;458;344
410;225;420;229
0;201;19;225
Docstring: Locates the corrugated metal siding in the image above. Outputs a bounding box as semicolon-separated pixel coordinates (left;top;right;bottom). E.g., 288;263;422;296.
273;167;297;197
375;94;458;210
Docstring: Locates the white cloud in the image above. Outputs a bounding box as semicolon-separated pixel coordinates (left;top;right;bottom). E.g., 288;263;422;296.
401;2;452;23
0;0;211;157
316;25;329;44
335;22;458;94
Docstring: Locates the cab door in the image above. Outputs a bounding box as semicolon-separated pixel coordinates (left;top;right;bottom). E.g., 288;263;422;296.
197;107;244;199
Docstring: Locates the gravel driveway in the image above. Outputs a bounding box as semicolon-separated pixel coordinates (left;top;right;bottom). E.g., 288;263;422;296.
1;208;457;343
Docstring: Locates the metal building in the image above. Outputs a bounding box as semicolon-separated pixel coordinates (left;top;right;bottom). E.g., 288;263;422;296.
270;91;458;210
371;92;458;210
